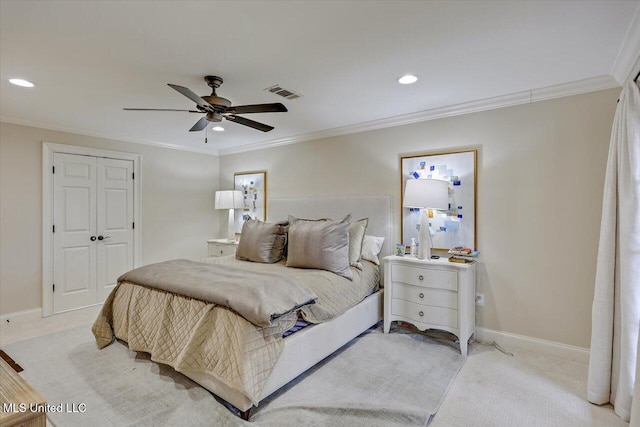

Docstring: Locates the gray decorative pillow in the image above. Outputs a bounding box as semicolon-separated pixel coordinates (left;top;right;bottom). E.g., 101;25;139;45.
236;219;288;263
285;215;331;258
287;215;331;224
348;218;368;270
286;214;352;280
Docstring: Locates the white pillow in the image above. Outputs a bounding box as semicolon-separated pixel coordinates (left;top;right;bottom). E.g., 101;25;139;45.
361;235;385;265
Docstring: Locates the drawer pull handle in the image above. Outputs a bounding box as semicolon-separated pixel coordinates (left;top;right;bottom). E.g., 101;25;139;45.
220;250;224;254
419;292;424;299
418;275;424;281
419;311;424;317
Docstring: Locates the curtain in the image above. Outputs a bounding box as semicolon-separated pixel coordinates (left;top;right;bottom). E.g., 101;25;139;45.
588;80;640;423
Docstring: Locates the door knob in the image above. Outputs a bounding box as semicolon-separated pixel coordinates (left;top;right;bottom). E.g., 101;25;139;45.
90;236;97;241
97;235;111;241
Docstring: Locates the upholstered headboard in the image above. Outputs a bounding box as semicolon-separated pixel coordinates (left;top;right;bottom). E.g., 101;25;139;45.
268;195;393;259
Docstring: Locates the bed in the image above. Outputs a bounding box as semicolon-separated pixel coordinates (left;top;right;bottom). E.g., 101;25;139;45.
92;195;392;419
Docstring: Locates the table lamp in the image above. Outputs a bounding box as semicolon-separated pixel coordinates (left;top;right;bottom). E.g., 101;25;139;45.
403;179;449;259
215;190;244;242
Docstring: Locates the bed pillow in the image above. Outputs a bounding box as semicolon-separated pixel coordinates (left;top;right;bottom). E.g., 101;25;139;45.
288;215;367;268
348;218;369;270
287;215;332;224
236;219;288;263
361;235;385;265
285;216;331;258
286;214;352;280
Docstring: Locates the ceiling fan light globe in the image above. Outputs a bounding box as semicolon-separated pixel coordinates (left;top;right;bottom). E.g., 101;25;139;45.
206;112;223;122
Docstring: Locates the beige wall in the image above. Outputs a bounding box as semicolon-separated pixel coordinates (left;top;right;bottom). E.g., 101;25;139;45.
220;88;619;348
0;123;220;315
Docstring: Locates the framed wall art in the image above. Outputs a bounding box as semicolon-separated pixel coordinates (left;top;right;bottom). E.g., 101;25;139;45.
400;149;477;250
234;170;267;233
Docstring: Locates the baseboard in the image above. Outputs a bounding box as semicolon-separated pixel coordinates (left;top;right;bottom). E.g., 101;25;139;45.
0;308;43;325
474;327;590;363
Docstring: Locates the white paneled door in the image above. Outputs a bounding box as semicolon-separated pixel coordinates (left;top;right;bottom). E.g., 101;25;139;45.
53;153;134;313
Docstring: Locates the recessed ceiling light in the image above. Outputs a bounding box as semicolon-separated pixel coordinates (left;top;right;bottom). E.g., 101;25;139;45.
9;78;35;88
398;75;418;85
211;126;224;132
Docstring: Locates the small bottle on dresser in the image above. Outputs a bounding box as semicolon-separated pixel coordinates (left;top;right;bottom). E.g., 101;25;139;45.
410;238;417;257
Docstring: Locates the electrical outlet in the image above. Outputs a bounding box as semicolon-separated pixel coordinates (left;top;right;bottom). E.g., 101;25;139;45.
476;293;485;306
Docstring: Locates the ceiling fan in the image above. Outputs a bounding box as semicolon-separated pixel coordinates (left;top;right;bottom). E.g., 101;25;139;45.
124;75;287;133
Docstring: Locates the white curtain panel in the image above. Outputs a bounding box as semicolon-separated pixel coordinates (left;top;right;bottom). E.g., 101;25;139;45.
588;80;640;422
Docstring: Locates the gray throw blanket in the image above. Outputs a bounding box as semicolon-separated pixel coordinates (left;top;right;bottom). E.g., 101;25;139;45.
118;259;317;327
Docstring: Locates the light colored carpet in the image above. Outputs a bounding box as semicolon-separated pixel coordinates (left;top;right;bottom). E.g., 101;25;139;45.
3;323;464;426
431;343;628;427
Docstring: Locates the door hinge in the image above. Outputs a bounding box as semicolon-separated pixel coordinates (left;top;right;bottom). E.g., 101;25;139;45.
132;222;135;229
52;225;55;233
132;172;135;180
53;284;55;292
52;166;55;174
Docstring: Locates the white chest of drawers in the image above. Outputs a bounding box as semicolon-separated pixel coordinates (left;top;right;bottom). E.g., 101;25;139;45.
207;238;238;257
382;255;476;355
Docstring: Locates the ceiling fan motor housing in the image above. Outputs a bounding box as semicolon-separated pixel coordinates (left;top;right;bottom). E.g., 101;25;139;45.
202;95;231;108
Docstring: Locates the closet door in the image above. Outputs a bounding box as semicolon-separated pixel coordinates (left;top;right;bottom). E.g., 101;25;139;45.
96;158;134;303
53;153;98;312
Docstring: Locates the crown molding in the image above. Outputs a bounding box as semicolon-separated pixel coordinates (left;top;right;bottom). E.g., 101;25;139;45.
218;75;619;156
0;116;220;157
2;74;620;158
611;2;640;84
530;75;619;101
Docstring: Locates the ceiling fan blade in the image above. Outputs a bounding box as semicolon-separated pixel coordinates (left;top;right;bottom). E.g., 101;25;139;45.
123;108;201;112
167;84;211;109
226;103;288;114
189;117;209;132
225;115;274;132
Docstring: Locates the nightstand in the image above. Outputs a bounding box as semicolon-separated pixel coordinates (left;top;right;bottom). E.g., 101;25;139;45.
383;255;476;355
207;238;238;257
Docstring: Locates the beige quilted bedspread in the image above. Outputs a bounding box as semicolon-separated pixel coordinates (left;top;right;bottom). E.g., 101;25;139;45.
200;257;380;323
118;259;317;327
92;258;379;406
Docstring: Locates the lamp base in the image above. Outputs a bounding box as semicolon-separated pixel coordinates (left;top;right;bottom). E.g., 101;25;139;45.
227;208;236;242
417;208;432;260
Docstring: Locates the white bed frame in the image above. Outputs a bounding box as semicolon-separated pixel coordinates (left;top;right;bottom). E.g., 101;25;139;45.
185;195;393;415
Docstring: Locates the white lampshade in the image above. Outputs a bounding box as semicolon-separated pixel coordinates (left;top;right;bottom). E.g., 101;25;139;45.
403;179;449;210
214;190;244;210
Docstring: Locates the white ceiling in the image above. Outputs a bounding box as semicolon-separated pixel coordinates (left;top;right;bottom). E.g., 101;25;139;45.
1;1;639;155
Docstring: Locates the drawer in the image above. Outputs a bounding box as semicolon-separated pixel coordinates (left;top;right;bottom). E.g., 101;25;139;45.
208;243;236;257
391;299;458;329
391;264;457;291
392;282;457;309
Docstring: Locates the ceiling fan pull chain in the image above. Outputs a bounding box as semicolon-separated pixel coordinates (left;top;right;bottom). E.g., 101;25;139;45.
205;125;208;144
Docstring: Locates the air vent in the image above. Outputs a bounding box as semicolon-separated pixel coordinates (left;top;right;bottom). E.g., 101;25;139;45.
264;84;302;100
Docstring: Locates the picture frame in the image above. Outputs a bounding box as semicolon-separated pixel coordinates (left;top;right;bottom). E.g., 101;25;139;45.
400;149;477;250
234;170;267;233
